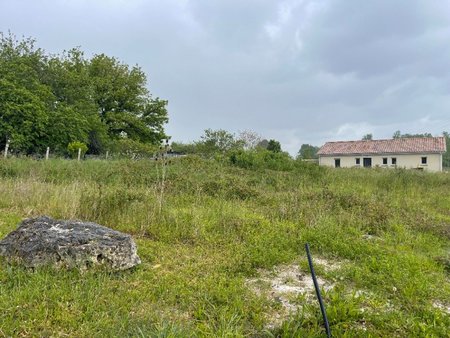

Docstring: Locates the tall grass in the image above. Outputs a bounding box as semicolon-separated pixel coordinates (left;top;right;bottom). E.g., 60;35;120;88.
0;157;449;336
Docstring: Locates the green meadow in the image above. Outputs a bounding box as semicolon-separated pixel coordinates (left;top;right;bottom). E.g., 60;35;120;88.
0;157;449;337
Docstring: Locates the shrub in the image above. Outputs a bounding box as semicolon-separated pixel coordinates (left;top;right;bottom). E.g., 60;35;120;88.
228;149;294;171
67;141;88;159
110;139;158;159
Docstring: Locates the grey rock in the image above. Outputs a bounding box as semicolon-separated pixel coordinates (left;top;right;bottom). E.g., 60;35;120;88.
0;216;141;270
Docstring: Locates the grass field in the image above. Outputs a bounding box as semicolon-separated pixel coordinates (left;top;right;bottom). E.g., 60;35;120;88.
0;157;449;337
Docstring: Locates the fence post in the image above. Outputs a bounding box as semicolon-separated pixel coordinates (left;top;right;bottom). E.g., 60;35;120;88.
106;150;109;160
4;139;10;159
45;147;50;160
77;148;81;162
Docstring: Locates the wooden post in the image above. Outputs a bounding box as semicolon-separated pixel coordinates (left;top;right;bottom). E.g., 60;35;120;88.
4;139;10;159
77;148;81;161
45;147;50;160
106;150;109;160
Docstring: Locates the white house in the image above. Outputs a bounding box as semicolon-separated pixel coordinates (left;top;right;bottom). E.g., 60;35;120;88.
317;137;447;172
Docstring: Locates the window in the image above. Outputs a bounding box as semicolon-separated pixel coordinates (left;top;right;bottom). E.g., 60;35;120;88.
355;158;360;165
421;157;427;165
391;158;397;165
335;159;341;168
382;158;388;165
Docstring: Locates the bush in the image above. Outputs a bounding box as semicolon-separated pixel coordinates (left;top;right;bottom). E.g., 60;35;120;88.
228;149;294;171
67;141;88;159
110;139;158;159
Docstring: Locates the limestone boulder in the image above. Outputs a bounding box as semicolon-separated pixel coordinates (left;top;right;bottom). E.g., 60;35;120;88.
0;216;141;270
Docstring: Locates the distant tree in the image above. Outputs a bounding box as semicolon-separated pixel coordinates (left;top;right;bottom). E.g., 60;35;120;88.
197;129;242;154
171;141;198;154
391;131;432;139
267;139;282;152
362;133;373;140
256;139;269;149
298;144;319;159
238;130;262;150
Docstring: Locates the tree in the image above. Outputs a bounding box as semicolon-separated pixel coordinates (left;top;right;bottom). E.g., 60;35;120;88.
0;32;52;153
267;139;281;152
0;78;48;153
238;130;262;150
298;144;319;159
256;139;269;149
391;131;432;139
171;141;198;154
197;129;242;154
43;48;108;153
362;133;373;140
89;54;168;144
0;32;169;155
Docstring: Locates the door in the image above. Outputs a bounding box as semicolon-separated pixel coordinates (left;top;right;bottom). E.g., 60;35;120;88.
363;158;372;168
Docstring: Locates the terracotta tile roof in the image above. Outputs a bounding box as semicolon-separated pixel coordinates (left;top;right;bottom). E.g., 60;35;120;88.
317;137;447;156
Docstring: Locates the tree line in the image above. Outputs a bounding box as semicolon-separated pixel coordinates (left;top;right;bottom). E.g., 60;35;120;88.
1;32;449;167
0;32;168;156
172;129;450;168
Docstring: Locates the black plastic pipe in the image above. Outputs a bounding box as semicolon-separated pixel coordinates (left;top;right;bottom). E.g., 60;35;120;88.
305;243;331;337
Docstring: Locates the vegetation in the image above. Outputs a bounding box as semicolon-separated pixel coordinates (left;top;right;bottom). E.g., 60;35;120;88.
266;139;282;153
67;141;88;159
1;30;449;337
297;144;320;159
392;131;433;139
444;132;450;168
0;32;168;156
0;157;449;336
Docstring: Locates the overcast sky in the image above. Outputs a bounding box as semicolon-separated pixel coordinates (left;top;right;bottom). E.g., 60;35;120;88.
1;0;450;154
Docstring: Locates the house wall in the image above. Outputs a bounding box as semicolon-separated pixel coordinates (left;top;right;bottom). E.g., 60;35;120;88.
319;153;443;172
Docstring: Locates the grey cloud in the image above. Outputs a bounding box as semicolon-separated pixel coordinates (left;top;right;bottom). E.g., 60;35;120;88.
301;0;450;78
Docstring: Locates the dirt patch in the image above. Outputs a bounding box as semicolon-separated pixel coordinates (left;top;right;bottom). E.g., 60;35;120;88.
246;258;340;328
433;301;450;314
311;257;343;272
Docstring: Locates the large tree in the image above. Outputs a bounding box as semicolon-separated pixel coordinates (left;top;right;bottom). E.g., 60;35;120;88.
42;48;106;153
0;33;52;153
0;79;48;153
0;32;168;155
89;54;168;144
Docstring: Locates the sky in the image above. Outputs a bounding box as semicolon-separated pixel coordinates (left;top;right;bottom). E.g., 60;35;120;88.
1;0;450;154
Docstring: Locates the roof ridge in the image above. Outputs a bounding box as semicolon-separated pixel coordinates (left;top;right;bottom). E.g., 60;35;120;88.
318;136;446;155
323;136;444;144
